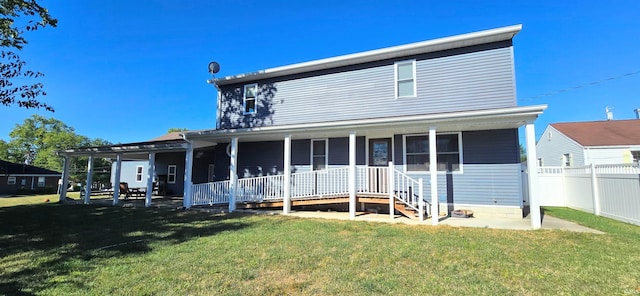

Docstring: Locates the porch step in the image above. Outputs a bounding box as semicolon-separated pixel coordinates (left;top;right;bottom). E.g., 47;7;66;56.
393;202;427;220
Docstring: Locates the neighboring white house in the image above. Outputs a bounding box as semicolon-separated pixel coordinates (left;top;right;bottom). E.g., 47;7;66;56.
537;119;640;167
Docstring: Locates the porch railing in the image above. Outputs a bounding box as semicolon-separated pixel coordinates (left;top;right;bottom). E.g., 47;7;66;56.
190;164;426;218
291;167;349;199
192;180;230;206
237;174;285;202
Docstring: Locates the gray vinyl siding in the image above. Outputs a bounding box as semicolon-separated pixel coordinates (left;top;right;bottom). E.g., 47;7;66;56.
155;152;185;196
111;161;148;187
205;130;522;207
219;42;516;129
536;126;585;166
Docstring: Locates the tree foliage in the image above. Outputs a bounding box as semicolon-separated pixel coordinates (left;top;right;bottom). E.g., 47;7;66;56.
167;128;188;133
1;115;112;183
0;0;57;111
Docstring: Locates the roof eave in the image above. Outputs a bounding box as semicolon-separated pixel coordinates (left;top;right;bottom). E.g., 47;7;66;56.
214;24;522;86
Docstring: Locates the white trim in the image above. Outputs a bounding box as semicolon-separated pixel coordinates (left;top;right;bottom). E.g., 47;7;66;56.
243;83;258;115
394;60;417;99
402;132;464;174
135;165;144;182
7;176;16;185
167;164;177;184
213;25;522;86
311;139;329;170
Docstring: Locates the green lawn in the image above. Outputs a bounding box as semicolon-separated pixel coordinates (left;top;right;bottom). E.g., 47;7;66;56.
0;202;638;295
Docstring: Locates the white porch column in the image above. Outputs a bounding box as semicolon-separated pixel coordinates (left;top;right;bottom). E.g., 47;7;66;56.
84;155;94;205
183;143;194;208
283;135;292;215
112;153;122;205
145;152;156;207
348;131;357;220
59;155;70;202
229;137;238;213
388;161;395;220
525;122;541;229
429;127;438;226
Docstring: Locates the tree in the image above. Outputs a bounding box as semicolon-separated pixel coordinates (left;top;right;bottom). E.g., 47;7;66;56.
520;144;527;162
167;128;188;133
1;0;57;111
1;115;113;184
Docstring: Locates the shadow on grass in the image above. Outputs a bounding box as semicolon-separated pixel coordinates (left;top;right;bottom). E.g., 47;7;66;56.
0;204;253;295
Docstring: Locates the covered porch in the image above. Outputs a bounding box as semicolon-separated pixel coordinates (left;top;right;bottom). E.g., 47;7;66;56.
182;105;547;228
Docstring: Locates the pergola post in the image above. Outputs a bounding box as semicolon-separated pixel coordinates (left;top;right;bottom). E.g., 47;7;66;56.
59;155;69;202
145;152;156;207
349;131;357;220
429;127;439;226
84;155;94;205
112;153;122;206
228;137;238;213
183;143;194;208
526;122;542;229
283;135;291;215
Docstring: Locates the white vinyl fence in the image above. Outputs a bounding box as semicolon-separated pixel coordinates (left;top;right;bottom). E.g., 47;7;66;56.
534;164;640;226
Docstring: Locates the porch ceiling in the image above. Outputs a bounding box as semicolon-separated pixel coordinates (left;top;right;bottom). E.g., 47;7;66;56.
185;105;547;143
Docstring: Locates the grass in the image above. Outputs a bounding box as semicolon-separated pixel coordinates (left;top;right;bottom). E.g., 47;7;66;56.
0;201;639;295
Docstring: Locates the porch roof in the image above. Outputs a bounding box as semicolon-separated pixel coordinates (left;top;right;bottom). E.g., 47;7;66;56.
57;139;190;159
184;105;547;143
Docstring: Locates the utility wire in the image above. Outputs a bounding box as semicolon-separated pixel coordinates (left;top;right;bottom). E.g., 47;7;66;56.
521;69;640;101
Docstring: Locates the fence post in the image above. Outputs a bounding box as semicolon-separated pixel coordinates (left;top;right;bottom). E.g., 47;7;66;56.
591;163;601;216
388;161;395;220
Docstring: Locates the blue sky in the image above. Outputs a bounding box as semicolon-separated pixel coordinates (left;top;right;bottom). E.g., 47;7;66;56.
1;0;639;144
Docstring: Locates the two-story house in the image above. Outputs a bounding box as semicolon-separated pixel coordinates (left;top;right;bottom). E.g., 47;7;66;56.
58;25;547;228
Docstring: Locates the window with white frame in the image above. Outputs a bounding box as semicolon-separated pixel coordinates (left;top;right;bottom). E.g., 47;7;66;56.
20;178;26;186
538;158;544;167
208;164;215;182
135;166;144;182
404;133;461;172
562;153;572;167
395;60;416;98
7;176;16;185
311;139;328;171
243;83;257;114
37;177;45;187
168;165;177;184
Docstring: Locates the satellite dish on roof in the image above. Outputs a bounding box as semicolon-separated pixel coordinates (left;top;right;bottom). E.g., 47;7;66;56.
208;61;220;74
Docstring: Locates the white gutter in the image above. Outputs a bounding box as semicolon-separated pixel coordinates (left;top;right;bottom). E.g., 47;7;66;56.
214;24;522;86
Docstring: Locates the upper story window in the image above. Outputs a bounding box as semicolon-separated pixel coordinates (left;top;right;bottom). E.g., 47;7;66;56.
243;84;257;114
311;139;328;171
395;60;416;98
404;133;462;172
